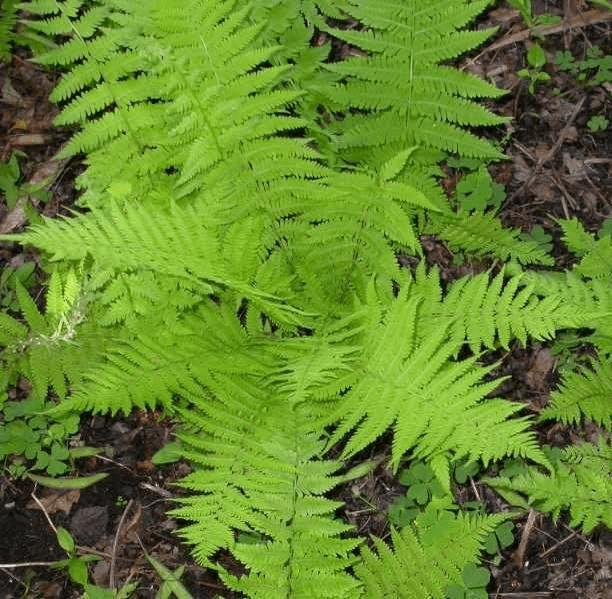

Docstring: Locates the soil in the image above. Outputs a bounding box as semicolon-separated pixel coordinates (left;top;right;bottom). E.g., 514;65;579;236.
1;1;612;597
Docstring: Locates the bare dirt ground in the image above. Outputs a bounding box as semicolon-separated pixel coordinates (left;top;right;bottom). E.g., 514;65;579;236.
1;1;611;597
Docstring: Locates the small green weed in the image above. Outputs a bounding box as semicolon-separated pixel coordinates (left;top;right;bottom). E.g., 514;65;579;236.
507;0;560;29
587;115;609;132
0;396;82;477
446;564;491;599
519;226;553;256
51;526;139;598
447;158;505;213
518;44;551;93
387;461;446;527
556;46;612;87
0;152;51;219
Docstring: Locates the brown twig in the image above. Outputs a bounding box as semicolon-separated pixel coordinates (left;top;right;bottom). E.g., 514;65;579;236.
109;498;134;589
513;509;538;568
30;492;58;534
476;9;612;58
488;593;571;598
539;529;577;558
0;560;58;568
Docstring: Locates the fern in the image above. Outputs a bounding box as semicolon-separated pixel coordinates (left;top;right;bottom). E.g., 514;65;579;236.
428;210;555;266
416;266;581;352
355;498;507;598
329;278;548;477
4;0;612;596
0;272;100;401
0;0;19;61
488;439;612;533
172;385;361;597
538;358;612;430
316;0;507;164
558;217;612;279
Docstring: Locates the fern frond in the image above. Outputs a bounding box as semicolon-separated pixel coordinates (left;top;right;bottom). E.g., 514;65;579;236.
520;270;612;353
318;0;505;164
558;218;612;279
0;275;103;400
52;304;271;416
488;439;612;533
539;358;612;430
430;210;555;266
427;269;574;352
354;497;507;599
171;377;361;598
330;283;546;471
0;0;19;61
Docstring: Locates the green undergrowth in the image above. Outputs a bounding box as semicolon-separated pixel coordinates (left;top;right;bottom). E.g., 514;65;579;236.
0;1;611;597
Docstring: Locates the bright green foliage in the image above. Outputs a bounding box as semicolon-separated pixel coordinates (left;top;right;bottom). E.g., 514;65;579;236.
0;0;19;61
318;0;507;163
388;461;447;527
0;269;102;476
2;0;612;596
430;210;554;266
422;267;577;351
488;440;612;533
556;45;612;87
558;218;612;279
329;278;549;475
355;498;507;598
540;360;612;429
0;270;95;401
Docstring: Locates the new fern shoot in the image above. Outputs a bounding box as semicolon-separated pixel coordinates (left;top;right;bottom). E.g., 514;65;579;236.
0;1;611;597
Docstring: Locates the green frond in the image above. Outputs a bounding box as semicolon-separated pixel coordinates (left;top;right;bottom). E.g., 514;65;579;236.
0;312;28;346
54;304;270;415
0;277;104;401
557;218;612;279
264;312;364;404
15;280;48;334
0;0;19;61
540;358;612;429
354;497;507;599
430;210;555;265
488;439;612;533
520;270;612;352
330;285;545;470
171;380;361;597
430;269;571;352
317;0;504;165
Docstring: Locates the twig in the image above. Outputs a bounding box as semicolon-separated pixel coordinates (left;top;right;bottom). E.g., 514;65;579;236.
0;560;58;568
513;509;538;568
109;498;134;589
139;481;174;499
540;529;577;559
488;593;566;598
476;9;612;58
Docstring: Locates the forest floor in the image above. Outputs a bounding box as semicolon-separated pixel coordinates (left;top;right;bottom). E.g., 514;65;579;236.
1;1;612;598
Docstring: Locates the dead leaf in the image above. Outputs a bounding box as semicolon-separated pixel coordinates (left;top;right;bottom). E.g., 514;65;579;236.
26;489;81;515
525;346;555;392
563;152;586;179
